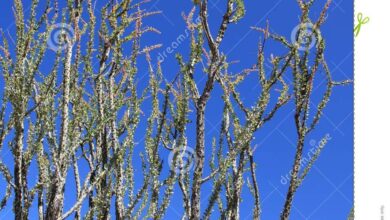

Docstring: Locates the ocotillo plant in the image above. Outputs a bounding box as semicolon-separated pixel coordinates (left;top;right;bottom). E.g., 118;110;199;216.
0;0;350;219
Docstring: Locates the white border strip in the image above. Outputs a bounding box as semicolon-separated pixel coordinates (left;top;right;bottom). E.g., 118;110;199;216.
355;0;390;219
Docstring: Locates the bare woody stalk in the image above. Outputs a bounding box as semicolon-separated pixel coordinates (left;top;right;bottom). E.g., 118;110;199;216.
0;0;161;219
189;1;236;219
12;0;31;218
179;1;292;219
1;0;51;219
281;0;351;219
45;1;83;218
45;22;73;220
176;1;291;219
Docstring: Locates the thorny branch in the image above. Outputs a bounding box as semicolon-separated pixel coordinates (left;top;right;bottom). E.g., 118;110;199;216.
0;0;350;219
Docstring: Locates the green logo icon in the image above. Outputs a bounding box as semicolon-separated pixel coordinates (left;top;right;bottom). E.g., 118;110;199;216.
354;12;369;37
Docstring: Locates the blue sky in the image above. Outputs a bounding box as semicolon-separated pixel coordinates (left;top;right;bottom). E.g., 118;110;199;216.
0;0;353;219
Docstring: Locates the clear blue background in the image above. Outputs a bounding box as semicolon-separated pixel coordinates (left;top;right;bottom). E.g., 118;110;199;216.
0;0;353;219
